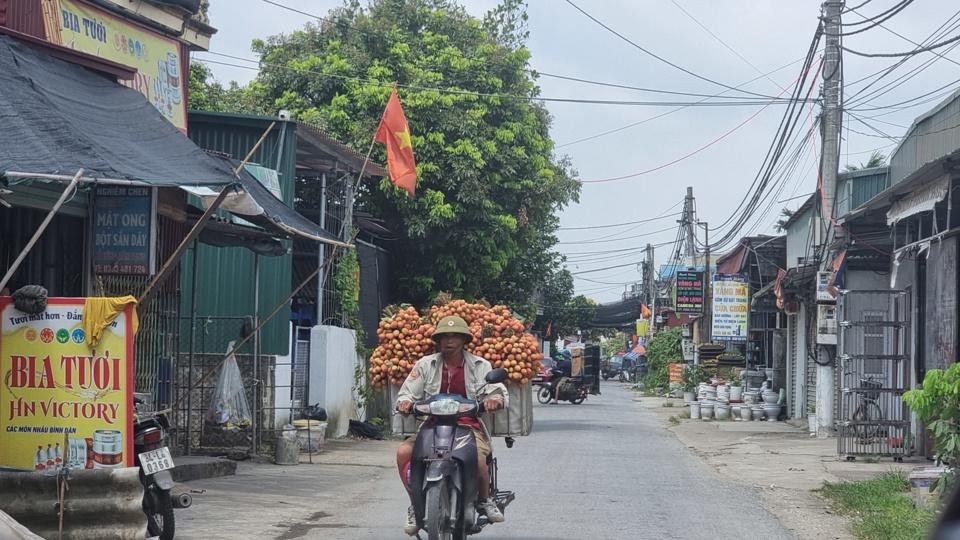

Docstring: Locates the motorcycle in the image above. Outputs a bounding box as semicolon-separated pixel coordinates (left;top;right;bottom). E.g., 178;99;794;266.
536;369;588;405
133;394;183;540
532;369;553;404
404;368;515;540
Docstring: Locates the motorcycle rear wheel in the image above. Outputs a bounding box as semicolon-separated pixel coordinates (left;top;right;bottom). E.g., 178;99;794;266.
426;480;456;540
536;386;553;404
570;393;587;405
145;490;175;540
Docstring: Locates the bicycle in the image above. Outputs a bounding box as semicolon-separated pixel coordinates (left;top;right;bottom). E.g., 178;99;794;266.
852;377;884;442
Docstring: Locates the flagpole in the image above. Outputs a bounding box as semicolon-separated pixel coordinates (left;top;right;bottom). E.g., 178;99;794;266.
356;82;396;185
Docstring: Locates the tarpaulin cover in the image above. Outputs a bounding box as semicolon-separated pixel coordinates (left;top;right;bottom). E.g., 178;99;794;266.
185;163;351;247
589;296;642;328
0;35;237;186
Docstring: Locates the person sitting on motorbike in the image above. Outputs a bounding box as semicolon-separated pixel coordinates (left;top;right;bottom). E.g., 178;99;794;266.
550;350;573;404
395;315;508;536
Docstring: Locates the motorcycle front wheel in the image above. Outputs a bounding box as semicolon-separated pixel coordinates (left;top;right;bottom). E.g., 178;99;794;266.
145;489;175;540
537;386;553;404
426;479;458;540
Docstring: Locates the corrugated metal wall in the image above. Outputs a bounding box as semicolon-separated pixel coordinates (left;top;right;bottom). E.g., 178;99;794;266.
836;168;889;217
186;113;299;355
0;0;46;39
889;92;960;186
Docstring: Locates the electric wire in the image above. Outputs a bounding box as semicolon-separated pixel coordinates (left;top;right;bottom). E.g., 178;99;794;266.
563;0;784;99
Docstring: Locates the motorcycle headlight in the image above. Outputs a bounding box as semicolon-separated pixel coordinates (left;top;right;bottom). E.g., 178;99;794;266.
429;399;461;416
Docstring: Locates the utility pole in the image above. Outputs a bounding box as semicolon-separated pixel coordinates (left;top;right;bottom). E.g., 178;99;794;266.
646;243;655;342
682;186;697;264
698;221;711;343
816;0;844;438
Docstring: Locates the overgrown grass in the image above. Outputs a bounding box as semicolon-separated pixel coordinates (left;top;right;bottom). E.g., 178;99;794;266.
819;471;935;540
661;401;675;408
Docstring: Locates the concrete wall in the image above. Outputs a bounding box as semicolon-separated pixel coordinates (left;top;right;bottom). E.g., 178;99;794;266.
308;325;364;438
845;269;889;291
786;206;818;268
274;347;293;427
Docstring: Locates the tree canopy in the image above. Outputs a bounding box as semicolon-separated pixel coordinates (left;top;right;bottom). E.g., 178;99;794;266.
191;0;580;318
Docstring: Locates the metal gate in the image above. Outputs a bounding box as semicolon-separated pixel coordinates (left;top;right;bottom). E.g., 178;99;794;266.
837;290;911;460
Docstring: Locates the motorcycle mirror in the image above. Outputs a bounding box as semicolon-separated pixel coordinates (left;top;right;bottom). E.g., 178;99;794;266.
486;368;508;384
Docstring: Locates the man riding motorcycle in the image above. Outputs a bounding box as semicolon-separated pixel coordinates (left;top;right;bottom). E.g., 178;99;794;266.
395;315;508;536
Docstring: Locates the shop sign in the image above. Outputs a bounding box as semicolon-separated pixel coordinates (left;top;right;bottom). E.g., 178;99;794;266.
46;0;187;131
711;274;749;342
0;298;134;471
674;271;705;314
682;339;695;361
93;186;155;275
668;363;683;384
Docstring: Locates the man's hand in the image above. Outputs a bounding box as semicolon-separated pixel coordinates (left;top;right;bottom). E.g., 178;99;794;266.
397;400;414;415
483;397;504;412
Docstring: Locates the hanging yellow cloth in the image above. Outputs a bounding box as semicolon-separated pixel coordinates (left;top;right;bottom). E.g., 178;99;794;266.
82;296;140;348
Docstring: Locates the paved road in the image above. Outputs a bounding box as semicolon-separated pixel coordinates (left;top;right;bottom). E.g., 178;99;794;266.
178;383;792;539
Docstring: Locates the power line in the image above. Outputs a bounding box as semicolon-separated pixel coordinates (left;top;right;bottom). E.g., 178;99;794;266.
558;211;681;231
843;33;960;58
557;224;678;245
669;0;786;92
563;0;781;99
828;0;913;37
194;57;803;108
555;55;813;148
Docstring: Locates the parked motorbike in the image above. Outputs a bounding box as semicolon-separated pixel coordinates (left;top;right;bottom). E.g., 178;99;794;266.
536;370;588;405
403;368;515;540
532;370;553;404
133;395;180;540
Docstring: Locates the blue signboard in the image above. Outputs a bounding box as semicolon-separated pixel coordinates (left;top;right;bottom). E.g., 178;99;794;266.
93;186;154;275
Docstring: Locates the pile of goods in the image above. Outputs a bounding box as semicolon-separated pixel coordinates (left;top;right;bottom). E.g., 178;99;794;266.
368;299;544;389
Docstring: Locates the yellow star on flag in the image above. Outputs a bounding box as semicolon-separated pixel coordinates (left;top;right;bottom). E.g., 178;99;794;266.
395;129;412;149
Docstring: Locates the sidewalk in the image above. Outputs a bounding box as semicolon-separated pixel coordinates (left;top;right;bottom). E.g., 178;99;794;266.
174;439;400;539
635;395;920;540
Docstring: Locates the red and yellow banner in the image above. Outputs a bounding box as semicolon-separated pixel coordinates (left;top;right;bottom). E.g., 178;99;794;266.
0;298;134;471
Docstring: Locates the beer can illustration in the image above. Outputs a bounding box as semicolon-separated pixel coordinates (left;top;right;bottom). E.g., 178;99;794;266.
92;430;124;469
67;437;89;469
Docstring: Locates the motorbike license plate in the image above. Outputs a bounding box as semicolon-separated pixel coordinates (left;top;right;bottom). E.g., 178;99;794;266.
138;447;175;475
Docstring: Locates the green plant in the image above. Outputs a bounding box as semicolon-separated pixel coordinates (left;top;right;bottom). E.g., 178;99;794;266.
334;249;370;357
662;401;674;408
643;328;682;390
682;363;705;392
819;471;934;540
904;363;960;495
668;415;681;425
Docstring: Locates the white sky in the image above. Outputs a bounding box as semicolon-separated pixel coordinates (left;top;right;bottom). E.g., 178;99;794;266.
197;0;957;302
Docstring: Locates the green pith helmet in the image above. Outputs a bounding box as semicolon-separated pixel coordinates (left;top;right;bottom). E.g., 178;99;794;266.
433;316;473;343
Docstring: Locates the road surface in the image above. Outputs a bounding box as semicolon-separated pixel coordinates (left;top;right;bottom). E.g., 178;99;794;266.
177;383;792;539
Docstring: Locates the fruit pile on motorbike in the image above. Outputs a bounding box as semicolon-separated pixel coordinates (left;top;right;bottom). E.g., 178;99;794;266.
368;298;544;388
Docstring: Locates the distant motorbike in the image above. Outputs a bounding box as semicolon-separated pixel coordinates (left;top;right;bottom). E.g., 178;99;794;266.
536;370;588;405
532;370;553;404
133;395;183;540
402;368;515;539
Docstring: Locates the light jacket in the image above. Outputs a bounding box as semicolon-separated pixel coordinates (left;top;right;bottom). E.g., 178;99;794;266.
396;351;508;406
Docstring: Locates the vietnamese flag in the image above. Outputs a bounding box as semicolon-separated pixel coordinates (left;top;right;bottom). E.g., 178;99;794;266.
374;89;417;197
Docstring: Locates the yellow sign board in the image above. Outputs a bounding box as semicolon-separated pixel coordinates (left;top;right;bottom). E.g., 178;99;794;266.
46;0;186;131
1;298;134;471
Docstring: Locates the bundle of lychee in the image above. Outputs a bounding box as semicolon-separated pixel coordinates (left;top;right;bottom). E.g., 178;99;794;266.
368;298;544;389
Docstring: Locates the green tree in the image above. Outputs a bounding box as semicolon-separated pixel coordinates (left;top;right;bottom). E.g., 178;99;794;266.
773;207;795;233
187;62;266;114
843;151;887;172
230;0;579;311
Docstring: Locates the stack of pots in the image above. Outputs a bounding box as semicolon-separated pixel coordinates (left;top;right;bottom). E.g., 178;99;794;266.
762;390;782;422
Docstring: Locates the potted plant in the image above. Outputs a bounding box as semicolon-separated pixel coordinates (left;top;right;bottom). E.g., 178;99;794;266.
682;364;704;403
729;371;744;402
808;403;817;434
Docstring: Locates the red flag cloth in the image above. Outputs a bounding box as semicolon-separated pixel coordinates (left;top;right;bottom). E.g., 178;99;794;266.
374;89;417;197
